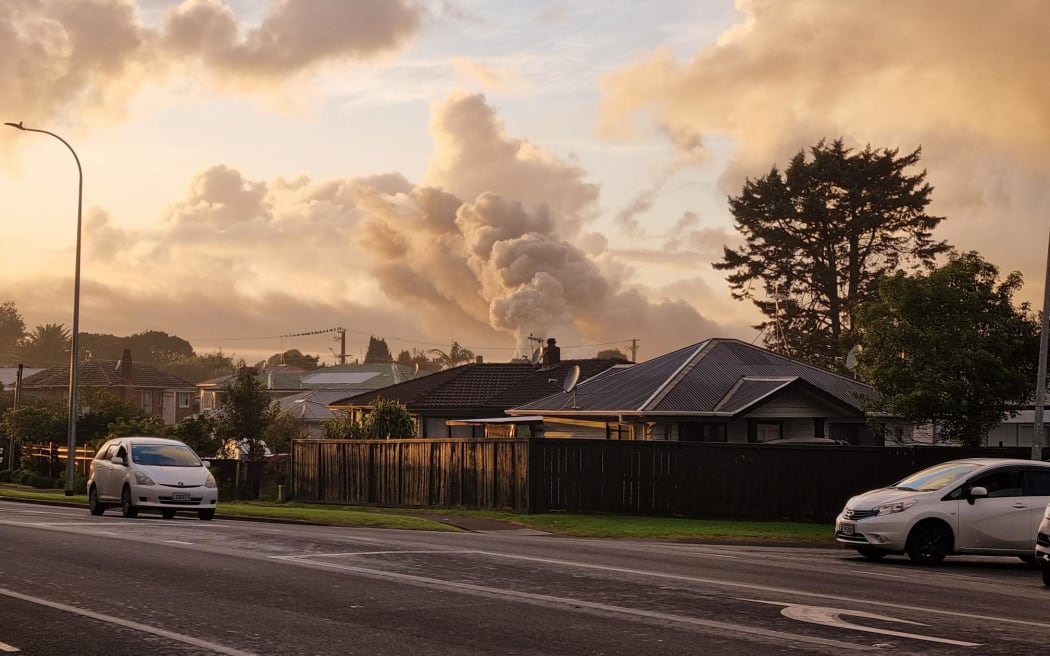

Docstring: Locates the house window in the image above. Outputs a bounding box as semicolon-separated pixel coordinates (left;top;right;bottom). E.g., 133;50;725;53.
177;392;192;408
678;423;727;442
141;391;152;413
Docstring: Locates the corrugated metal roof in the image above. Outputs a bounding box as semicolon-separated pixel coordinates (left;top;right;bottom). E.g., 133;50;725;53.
711;378;795;413
272;389;350;422
511;338;878;416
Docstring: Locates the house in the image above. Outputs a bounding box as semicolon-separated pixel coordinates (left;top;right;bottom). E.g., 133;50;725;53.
0;366;45;400
18;349;198;425
198;362;420;413
270;389;359;438
328;355;627;438
507;338;902;445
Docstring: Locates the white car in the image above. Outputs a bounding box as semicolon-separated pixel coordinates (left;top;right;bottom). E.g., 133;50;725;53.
87;436;219;520
1035;503;1050;585
835;458;1050;564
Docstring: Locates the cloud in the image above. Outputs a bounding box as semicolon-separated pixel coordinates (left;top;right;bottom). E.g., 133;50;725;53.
0;0;424;133
451;57;525;92
160;0;423;81
598;0;1050;302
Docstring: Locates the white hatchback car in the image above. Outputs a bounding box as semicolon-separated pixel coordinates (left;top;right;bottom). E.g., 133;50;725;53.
87;436;218;520
1035;503;1050;585
835;458;1050;564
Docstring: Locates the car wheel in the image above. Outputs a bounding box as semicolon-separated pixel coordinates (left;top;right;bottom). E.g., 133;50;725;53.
161;508;177;519
905;521;951;565
855;547;887;561
198;509;215;521
1042;562;1050;587
88;486;105;516
120;485;139;518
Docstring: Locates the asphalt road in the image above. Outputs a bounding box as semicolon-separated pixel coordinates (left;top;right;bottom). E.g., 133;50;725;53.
1;501;1048;655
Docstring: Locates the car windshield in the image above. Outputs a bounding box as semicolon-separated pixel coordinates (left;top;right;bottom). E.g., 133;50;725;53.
131;443;202;467
890;462;984;491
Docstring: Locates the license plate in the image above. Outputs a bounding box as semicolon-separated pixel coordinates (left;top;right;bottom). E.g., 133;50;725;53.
840;523;855;536
172;492;190;501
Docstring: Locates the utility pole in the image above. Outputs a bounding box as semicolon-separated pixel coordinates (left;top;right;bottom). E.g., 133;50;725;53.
1034;227;1050;460
629;338;639;362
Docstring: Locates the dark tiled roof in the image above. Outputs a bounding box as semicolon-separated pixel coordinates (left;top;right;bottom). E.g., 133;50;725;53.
21;361;196;390
330;359;624;411
512;338;877;416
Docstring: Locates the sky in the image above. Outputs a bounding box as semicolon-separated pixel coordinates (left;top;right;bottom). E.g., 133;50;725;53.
1;0;1047;367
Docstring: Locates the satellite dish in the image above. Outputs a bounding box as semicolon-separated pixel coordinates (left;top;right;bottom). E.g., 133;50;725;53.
562;365;580;393
845;344;862;370
530;348;541;365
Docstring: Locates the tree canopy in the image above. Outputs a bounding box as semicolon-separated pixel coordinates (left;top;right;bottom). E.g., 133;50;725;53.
0;301;26;365
321;398;415;440
80;330;194;365
259;349;320;370
214;366;276;461
714;139;950;368
364;336;393;364
428;342;475;369
596;349;628;360
17;323;71;368
855;252;1039;446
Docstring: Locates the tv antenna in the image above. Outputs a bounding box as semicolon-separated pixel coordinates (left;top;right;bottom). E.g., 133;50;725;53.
562;364;580;409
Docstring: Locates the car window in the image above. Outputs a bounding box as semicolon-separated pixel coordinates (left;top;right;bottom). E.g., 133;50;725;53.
115;444;128;462
95;443;115;461
969;469;1024;498
131;443;202;467
893;462;984;491
1026;469;1050;496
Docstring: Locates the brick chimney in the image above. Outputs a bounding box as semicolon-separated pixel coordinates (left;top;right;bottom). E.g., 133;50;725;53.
120;349;133;384
475;355;484;364
542;338;560;366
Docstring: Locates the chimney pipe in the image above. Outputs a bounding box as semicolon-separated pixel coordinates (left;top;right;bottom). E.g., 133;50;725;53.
120;349;133;384
475;355;484;364
542;338;560;366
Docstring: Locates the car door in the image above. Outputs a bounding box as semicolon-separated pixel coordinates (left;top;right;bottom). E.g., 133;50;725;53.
1024;467;1050;544
108;441;131;497
90;443;117;501
956;467;1031;552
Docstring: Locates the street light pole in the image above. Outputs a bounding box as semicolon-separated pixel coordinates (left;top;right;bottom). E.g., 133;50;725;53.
5;121;83;495
1034;225;1050;461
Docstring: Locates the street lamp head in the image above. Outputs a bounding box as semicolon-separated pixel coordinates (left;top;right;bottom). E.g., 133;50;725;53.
4;121;24;129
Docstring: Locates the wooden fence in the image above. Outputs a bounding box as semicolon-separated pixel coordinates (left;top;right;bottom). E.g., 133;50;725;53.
26;442;95;477
292;438;1043;522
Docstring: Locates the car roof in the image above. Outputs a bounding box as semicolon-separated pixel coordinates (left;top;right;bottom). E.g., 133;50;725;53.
112;436;188;446
941;458;1050;468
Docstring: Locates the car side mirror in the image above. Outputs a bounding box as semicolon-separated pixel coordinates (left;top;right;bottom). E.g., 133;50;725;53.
111;456;124;466
968;486;988;504
203;460;211;469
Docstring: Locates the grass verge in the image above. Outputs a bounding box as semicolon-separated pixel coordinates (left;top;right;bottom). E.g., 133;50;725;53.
0;486;834;543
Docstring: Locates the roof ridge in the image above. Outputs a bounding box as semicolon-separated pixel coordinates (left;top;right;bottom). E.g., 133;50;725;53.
638;339;711;411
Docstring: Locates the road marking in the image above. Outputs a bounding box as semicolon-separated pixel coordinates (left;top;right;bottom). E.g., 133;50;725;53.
742;599;981;647
273;554;872;652
289;549;476;558
165;540;193;545
0;640;19;652
0;587;256;656
842;568;911;580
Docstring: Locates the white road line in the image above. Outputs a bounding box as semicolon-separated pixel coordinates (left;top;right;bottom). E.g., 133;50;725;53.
0;587;256;656
0;640;19;652
842;568;911;580
165;540;194;545
273;555;871;653
293;549;477;558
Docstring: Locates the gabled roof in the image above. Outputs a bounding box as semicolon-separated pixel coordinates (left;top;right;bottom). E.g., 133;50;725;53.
21;361;196;390
0;367;45;388
510;338;877;417
330;359;626;411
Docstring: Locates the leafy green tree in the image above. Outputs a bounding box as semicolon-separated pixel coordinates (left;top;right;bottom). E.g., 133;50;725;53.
714;139;950;368
364;336;393;364
262;349;320;370
1;400;67;444
855;252;1038;446
105;416;165;440
0;301;26;365
166;351;236;384
321;412;364;440
428;342;475;369
214;366;275;461
596;349;627;360
263;411;305;454
17;323;71;367
79;330;194;366
361;398;416;439
75;388;149;448
320;399;415;439
165;414;221;458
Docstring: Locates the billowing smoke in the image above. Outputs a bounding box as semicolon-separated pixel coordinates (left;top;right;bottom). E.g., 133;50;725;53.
599;0;1050;306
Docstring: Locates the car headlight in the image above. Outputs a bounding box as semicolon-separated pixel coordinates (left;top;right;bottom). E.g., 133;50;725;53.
877;499;917;515
205;475;217;488
134;472;155;486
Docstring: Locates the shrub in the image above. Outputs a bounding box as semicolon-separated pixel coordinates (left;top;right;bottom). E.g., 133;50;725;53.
0;469;12;483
